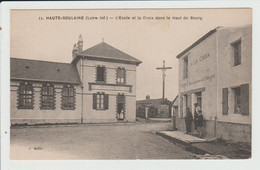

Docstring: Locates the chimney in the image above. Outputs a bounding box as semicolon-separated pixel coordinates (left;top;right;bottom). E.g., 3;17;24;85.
72;43;78;59
146;95;150;100
77;34;83;53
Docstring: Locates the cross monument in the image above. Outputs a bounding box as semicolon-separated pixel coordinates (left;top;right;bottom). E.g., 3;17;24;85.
156;60;172;100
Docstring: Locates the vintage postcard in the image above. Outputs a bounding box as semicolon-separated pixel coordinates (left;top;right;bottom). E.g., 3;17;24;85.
1;1;260;170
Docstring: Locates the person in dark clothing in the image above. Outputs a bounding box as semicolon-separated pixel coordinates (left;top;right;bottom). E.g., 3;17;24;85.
196;110;204;138
194;103;199;131
185;108;193;134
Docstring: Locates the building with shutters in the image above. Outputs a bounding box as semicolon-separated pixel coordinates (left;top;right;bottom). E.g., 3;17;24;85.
10;35;142;125
176;25;251;143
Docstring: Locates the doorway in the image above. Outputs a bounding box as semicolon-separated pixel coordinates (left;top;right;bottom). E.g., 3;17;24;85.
195;92;202;109
117;94;125;120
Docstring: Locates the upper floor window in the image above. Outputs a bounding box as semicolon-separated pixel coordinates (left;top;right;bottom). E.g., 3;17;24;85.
93;92;109;110
183;57;188;79
61;85;75;110
232;39;241;66
18;82;34;109
116;67;126;84
96;65;106;82
41;83;55;109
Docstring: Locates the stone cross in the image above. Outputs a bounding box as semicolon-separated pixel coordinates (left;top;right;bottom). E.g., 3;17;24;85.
156;60;172;100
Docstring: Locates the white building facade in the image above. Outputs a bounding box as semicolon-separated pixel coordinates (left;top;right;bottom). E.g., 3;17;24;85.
176;25;251;143
11;36;141;124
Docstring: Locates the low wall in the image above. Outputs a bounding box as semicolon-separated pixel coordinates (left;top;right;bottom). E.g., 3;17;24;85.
176;118;251;143
11;119;81;125
216;121;251;143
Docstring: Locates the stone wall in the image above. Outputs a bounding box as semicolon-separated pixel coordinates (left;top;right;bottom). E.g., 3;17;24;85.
176;117;251;143
11;81;82;125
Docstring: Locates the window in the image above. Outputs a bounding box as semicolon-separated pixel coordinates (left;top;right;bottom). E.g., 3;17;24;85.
226;84;249;115
93;92;109;110
96;65;106;82
233;87;241;114
97;93;104;109
232;40;241;66
183;57;188;79
61;85;75;110
116;67;126;84
18;82;34;109
41;83;55;109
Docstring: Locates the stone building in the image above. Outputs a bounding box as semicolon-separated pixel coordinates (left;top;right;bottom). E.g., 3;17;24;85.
176;25;251;143
10;35;142;124
136;95;171;118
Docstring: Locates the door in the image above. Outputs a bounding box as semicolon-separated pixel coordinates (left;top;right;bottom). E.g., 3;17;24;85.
117;94;125;120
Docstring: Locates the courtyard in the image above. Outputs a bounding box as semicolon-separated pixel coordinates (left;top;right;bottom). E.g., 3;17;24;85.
10;121;195;160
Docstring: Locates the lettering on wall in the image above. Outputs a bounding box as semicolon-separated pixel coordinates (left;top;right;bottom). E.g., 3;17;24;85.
190;53;210;66
180;74;215;88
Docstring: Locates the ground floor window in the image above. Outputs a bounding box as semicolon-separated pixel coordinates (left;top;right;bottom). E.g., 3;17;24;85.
233;87;241;114
222;84;249;115
93;92;109;110
18;82;34;109
41;83;55;109
61;85;75;110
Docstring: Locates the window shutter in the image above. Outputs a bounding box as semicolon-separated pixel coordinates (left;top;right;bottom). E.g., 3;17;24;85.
222;88;228;115
104;94;109;110
93;93;97;109
97;67;101;81
241;84;249;115
96;67;98;81
123;69;126;84
116;68;119;83
104;67;107;83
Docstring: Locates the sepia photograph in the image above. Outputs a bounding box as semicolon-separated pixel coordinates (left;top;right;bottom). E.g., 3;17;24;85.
1;1;260;169
8;8;252;160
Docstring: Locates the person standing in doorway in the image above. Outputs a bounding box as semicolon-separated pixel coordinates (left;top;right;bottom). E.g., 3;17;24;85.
194;103;199;132
119;109;124;120
185;107;193;134
197;110;204;138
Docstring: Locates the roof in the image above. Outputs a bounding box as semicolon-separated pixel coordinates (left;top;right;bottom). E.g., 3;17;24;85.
137;98;171;106
73;42;142;65
11;58;81;84
176;27;220;58
172;95;179;107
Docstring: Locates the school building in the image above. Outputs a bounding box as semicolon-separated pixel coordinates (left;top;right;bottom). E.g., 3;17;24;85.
176;25;252;143
10;35;142;125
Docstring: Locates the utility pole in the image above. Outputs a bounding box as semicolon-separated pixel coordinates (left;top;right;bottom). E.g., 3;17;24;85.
156;60;172;101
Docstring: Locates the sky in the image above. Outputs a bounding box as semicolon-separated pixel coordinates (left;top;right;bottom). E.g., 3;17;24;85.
10;9;251;101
